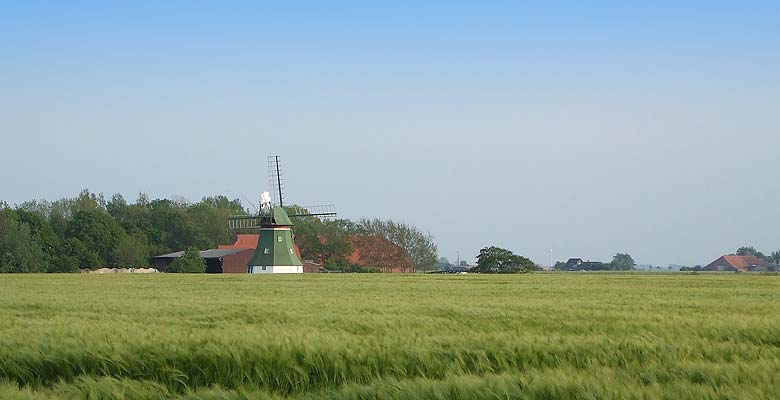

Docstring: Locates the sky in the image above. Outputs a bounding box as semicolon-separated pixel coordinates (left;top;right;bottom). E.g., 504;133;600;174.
1;1;778;267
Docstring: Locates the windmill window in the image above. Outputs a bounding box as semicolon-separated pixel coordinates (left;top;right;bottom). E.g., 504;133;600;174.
277;236;282;242
289;249;294;254
264;248;270;254
261;266;266;271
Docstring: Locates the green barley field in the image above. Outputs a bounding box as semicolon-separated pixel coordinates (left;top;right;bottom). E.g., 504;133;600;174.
1;273;778;399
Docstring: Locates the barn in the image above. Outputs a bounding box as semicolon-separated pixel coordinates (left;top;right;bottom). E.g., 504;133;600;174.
702;255;777;272
151;248;254;273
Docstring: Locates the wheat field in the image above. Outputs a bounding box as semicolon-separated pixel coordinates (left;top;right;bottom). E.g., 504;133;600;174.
1;273;778;399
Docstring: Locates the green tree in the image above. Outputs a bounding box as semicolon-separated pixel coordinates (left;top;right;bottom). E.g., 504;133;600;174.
106;193;129;222
292;215;351;263
166;247;206;273
188;196;246;248
149;199;203;252
15;199;52;217
736;246;766;260
48;254;80;273
52;237;100;271
65;209;125;266
74;189;106;211
40;189;108;238
117;198;166;256
11;208;60;270
109;233;149;267
50;242;86;272
0;209;46;273
472;246;534;274
15;209;59;251
611;253;636;271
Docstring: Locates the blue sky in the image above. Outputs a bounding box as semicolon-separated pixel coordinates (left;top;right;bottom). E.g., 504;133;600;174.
1;1;778;266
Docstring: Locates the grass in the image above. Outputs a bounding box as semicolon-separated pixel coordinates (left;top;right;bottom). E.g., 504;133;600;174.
0;273;778;399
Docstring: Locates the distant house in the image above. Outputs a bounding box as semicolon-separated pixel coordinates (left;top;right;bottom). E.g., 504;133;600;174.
562;258;610;271
445;264;474;273
703;255;777;272
581;261;610;271
565;258;583;270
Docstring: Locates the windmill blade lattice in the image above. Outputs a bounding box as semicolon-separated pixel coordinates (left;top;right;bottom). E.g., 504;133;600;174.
268;155;284;207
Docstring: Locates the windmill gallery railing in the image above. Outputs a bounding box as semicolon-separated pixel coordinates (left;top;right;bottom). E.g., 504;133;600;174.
228;204;337;230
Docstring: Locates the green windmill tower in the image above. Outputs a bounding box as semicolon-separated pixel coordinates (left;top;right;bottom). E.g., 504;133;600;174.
228;155;336;273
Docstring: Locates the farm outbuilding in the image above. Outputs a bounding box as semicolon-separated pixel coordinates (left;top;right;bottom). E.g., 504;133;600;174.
703;255;777;272
152;248;254;273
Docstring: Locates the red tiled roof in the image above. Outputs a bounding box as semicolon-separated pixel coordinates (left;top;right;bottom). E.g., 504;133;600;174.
218;234;259;250
705;255;766;272
722;255;763;270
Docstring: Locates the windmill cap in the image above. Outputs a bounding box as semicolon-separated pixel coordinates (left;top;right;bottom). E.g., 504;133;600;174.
272;206;294;226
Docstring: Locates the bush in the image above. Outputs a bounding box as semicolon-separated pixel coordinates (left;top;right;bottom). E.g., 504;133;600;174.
166;247;206;273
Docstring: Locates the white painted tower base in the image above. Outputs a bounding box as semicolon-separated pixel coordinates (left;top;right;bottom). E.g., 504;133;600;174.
249;265;302;274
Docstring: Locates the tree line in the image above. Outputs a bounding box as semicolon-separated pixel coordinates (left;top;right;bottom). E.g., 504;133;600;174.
0;190;439;273
734;246;780;264
0;190;245;273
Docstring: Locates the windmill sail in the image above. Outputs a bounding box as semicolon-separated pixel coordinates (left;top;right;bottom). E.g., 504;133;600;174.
286;204;337;218
227;204;336;229
268;155;284;207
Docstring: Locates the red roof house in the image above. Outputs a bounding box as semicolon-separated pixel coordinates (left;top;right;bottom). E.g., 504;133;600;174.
703;255;766;272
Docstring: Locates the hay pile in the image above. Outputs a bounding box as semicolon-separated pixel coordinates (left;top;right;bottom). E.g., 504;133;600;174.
81;268;159;274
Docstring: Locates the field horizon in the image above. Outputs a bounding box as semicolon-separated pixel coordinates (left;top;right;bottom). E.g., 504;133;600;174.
2;273;778;399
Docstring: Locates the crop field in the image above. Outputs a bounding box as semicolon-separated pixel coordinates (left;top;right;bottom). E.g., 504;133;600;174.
1;273;779;399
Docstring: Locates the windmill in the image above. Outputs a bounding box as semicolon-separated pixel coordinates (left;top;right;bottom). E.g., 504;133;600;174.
228;155;336;273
